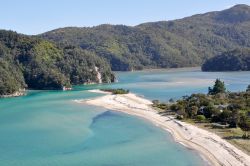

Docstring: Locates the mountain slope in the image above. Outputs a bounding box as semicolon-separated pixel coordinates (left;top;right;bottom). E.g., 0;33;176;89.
40;4;250;71
202;48;250;71
0;30;114;96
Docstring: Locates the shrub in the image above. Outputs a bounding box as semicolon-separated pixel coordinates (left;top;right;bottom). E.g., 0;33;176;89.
196;115;206;122
203;104;216;118
187;106;198;118
219;110;232;124
238;114;250;138
101;88;129;94
176;115;184;120
169;98;175;103
152;100;160;105
157;103;168;110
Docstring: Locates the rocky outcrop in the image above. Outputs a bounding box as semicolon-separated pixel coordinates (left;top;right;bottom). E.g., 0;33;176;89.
0;89;26;98
95;66;102;84
62;86;72;91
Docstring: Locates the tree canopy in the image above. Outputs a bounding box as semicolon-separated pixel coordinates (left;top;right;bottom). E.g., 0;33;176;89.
202;49;250;72
0;30;114;96
41;5;250;71
208;79;226;95
239;114;250;138
154;81;250;138
246;85;250;92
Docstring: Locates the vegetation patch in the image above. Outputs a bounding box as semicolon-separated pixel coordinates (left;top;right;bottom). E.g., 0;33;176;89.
202;49;250;72
0;30;115;96
101;88;129;94
41;5;250;71
153;79;250;140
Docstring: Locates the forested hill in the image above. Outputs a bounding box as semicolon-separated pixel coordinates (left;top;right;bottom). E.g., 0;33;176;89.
1;4;250;96
202;49;250;71
0;30;114;96
40;4;250;71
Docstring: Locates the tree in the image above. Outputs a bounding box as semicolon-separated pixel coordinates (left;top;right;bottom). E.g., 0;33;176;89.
247;85;250;92
208;79;226;95
169;98;175;103
152;100;160;105
203;104;216;118
188;106;198;118
229;109;239;128
238;114;250;139
176;106;187;118
219;110;232;124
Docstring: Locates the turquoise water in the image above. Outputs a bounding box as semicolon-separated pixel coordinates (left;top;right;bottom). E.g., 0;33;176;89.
105;68;250;101
0;68;249;166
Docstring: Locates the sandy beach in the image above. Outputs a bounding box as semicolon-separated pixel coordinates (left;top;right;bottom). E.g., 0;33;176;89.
78;90;250;166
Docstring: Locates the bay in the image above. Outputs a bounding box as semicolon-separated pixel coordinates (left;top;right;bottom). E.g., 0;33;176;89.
0;68;249;166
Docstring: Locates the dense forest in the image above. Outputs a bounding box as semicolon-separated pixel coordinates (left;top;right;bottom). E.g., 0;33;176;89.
0;30;114;96
202;49;250;71
41;5;250;71
1;4;250;96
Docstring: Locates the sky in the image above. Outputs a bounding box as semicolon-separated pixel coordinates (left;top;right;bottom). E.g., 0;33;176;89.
1;0;250;35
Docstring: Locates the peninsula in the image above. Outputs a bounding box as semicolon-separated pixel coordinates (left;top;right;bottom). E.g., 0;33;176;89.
79;89;250;166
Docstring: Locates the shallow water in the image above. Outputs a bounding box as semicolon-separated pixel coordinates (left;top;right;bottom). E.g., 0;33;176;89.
0;68;249;166
109;68;250;101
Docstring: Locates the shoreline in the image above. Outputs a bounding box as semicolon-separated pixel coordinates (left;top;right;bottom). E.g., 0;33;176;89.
115;67;201;73
0;90;26;98
77;90;250;166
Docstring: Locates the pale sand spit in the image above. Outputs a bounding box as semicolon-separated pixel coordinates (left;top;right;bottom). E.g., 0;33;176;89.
76;90;250;166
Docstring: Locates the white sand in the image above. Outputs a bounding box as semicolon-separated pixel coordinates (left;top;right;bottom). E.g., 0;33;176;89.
78;90;250;166
87;89;111;94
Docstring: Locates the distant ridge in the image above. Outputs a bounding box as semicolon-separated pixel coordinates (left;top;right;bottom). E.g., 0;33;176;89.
41;4;250;71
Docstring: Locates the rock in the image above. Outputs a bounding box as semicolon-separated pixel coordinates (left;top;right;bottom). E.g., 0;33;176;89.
0;89;26;98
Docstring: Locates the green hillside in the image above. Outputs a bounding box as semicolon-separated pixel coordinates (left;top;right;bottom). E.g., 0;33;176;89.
1;4;250;96
0;30;114;96
202;48;250;71
41;4;250;71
